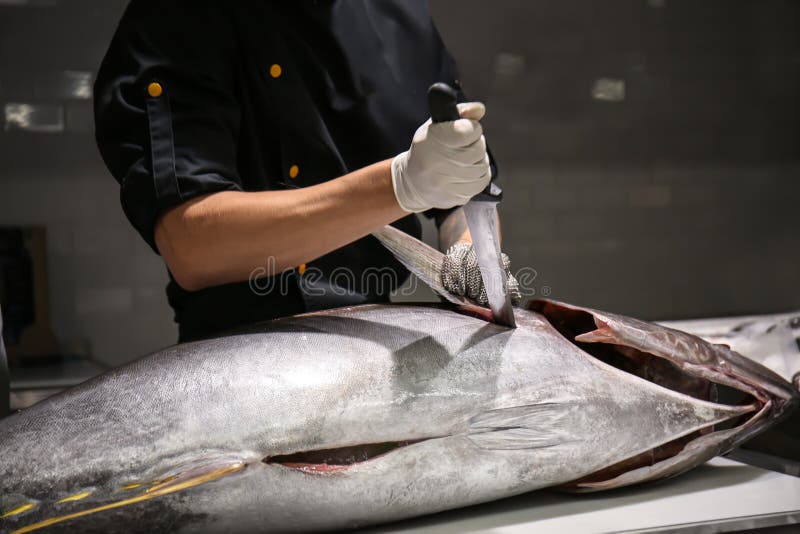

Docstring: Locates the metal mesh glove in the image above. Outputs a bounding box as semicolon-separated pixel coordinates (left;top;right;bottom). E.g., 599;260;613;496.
441;242;521;306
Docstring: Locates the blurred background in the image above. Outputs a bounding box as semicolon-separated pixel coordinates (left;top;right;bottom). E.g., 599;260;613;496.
0;0;798;408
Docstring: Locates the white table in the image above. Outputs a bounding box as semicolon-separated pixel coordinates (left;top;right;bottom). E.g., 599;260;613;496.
369;458;800;533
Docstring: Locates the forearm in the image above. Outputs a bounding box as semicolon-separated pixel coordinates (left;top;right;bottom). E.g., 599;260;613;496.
438;208;471;251
437;207;504;251
155;158;407;291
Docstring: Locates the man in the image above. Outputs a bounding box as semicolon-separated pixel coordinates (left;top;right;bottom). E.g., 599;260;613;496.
94;1;517;342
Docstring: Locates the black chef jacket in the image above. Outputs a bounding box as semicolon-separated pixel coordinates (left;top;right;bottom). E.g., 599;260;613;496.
94;0;487;342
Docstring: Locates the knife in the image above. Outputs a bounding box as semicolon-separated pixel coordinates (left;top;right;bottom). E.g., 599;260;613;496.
428;82;517;328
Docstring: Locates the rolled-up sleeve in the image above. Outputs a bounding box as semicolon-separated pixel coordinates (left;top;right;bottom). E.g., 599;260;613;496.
94;0;243;252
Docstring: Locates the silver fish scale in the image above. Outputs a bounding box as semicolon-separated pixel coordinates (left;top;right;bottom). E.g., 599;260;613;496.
0;304;754;533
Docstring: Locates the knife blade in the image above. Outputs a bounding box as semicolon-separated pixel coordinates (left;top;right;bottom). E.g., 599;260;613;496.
428;83;517;328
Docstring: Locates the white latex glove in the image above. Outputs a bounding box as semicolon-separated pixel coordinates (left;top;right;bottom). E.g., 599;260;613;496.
391;102;491;213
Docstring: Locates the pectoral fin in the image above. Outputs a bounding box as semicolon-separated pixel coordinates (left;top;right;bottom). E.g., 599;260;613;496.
467;402;576;450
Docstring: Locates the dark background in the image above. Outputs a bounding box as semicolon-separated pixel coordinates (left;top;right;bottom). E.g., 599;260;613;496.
0;0;798;367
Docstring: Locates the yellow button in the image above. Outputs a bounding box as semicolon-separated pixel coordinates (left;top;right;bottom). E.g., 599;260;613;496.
298;263;306;275
269;64;282;78
289;164;299;179
147;82;163;97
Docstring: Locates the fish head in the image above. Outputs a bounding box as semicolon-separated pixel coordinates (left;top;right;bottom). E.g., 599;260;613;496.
527;299;798;491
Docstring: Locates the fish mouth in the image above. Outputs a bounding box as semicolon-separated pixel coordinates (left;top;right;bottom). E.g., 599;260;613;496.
529;299;799;490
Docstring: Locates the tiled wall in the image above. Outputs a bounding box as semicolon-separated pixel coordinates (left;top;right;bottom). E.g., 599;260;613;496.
431;0;800;319
0;160;177;366
0;1;178;367
498;161;798;319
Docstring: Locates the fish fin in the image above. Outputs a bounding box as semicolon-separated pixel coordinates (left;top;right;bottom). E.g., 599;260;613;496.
467;403;575;450
372;225;467;306
372;225;504;322
574;327;617;344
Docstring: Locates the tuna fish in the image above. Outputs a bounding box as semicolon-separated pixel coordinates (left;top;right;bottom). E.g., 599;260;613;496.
0;228;796;533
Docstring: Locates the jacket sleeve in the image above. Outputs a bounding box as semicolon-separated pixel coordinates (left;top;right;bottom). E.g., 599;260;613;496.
94;0;243;252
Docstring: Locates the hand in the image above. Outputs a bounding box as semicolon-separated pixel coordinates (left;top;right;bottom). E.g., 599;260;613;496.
441;242;521;306
390;103;491;213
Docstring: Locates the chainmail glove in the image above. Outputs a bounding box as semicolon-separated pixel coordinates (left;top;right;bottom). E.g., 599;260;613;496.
441;242;521;306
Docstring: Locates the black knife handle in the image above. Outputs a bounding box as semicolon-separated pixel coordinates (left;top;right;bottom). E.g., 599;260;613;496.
427;83;501;202
428;82;460;123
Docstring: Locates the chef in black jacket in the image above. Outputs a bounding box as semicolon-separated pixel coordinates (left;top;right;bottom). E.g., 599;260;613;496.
94;1;517;342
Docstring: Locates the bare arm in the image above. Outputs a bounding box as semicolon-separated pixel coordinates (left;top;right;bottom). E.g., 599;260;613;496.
437;207;504;252
437;208;472;252
155;158;407;291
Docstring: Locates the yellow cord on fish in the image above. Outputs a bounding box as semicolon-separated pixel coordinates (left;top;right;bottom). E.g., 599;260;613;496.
55;491;93;504
0;504;35;519
9;462;245;534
